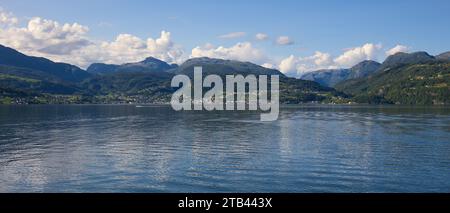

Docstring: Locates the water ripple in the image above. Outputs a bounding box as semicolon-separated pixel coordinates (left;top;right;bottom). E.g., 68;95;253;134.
0;105;449;192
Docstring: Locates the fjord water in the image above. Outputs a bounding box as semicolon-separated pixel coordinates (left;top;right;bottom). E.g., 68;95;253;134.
0;105;449;192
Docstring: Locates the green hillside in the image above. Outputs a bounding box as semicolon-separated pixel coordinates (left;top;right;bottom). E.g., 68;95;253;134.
0;45;347;104
335;62;450;105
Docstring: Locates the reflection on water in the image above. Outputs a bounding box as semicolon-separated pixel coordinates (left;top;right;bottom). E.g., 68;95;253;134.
0;105;449;192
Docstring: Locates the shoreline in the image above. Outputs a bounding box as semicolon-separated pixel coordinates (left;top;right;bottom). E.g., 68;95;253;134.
1;103;449;108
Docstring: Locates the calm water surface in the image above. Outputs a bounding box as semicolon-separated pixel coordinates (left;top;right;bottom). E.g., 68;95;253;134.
0;105;449;192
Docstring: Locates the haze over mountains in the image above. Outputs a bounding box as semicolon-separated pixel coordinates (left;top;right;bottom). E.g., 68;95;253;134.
436;51;450;61
0;43;449;105
300;60;382;87
300;51;450;104
301;52;448;86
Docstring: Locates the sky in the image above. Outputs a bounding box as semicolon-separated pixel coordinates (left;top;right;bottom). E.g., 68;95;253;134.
0;0;449;77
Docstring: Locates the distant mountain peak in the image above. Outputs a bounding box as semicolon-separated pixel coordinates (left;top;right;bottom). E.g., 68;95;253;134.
87;56;174;74
183;57;233;64
0;44;90;82
352;60;381;67
381;51;435;71
349;60;381;78
141;56;165;64
436;51;450;61
300;60;381;87
169;57;283;76
86;63;119;74
394;51;433;59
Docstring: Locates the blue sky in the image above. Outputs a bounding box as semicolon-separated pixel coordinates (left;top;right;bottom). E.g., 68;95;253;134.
0;0;449;76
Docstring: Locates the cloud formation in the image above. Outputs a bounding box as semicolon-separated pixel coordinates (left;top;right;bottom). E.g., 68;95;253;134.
278;51;335;75
0;9;411;77
276;43;398;77
261;63;275;69
218;32;246;39
386;44;410;56
0;11;185;68
191;42;266;64
0;15;91;59
0;10;18;26
276;36;294;45
334;43;383;67
73;31;185;67
278;55;298;73
255;33;269;41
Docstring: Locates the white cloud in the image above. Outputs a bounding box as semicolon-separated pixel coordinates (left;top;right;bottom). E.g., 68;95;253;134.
71;31;185;67
0;16;90;56
276;36;294;45
146;31;184;63
191;42;266;63
27;17;89;40
386;44;410;56
98;21;113;28
0;9;412;77
278;51;335;76
277;43;385;77
334;43;383;67
0;10;18;27
0;10;185;68
261;63;275;69
218;32;246;39
309;51;333;67
279;55;298;74
255;33;269;41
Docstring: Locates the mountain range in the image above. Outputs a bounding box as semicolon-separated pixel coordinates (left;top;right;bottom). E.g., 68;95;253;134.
87;57;178;74
0;43;448;105
0;44;345;104
302;51;449;104
335;52;449;104
300;60;382;87
301;51;448;87
0;44;91;82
